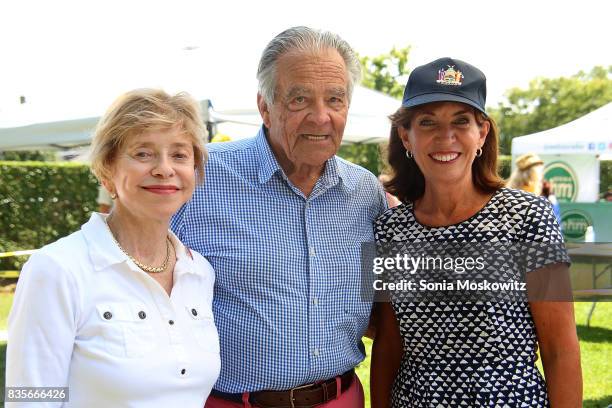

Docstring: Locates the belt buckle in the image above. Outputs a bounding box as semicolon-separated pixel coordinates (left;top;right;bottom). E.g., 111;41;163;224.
289;382;315;408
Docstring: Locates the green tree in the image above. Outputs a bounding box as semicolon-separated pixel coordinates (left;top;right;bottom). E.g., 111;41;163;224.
337;143;385;175
360;46;411;99
490;66;612;154
0;150;56;161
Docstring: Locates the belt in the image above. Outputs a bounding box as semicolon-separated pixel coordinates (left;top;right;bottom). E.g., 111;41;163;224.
210;369;355;408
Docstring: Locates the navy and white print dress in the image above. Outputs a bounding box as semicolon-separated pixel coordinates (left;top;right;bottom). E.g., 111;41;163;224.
374;188;569;408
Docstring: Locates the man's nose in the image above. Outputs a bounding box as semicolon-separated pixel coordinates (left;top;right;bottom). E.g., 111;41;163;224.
307;99;332;126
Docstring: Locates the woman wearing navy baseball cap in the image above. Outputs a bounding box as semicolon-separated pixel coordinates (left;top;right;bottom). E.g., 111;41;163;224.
371;58;582;407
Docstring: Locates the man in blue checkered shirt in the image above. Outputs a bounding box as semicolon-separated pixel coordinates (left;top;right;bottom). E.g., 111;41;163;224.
172;26;387;408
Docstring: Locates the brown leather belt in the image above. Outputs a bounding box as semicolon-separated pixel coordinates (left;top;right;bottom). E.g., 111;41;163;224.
210;369;355;408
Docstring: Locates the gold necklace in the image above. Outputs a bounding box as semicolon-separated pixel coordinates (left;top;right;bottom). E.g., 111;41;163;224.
105;217;170;273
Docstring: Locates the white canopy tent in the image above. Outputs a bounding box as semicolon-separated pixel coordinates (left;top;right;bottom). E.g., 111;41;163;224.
0;80;398;151
511;102;612;203
511;103;612;244
512;102;612;158
0;116;100;150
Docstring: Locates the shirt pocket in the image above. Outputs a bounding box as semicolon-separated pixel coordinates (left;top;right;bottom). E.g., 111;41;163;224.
96;303;156;358
185;304;219;354
342;297;372;338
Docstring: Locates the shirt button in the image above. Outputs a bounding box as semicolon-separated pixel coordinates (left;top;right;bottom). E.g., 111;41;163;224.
191;308;198;317
138;311;146;319
313;297;319;306
181;368;186;375
309;247;316;257
169;320;175;325
103;311;112;320
313;348;320;357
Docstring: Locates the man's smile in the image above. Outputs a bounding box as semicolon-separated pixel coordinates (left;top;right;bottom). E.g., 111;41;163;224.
301;134;330;141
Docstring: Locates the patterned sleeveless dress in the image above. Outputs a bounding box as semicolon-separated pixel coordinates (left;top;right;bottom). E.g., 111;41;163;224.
374;188;569;407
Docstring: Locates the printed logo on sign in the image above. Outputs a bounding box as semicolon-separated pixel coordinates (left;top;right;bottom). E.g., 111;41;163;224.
561;210;592;241
544;161;578;202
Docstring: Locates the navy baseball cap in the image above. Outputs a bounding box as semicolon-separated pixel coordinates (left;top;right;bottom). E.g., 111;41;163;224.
401;57;487;114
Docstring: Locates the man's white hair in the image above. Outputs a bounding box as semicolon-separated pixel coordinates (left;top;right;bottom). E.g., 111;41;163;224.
256;26;362;106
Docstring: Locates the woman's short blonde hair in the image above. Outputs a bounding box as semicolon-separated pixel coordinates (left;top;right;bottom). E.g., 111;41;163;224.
90;88;208;185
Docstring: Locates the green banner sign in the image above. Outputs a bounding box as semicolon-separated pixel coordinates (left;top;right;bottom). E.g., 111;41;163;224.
561;210;593;241
544;161;579;203
560;203;612;242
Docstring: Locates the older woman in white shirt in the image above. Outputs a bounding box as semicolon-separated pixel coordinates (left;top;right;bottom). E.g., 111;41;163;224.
6;89;220;407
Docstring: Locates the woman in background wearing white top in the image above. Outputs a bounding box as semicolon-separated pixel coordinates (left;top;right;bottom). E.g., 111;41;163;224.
6;89;220;407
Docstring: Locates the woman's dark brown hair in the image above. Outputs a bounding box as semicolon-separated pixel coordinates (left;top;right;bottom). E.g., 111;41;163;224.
384;105;505;203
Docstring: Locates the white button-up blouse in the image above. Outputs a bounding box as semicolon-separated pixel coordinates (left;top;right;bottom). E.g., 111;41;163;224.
6;213;220;407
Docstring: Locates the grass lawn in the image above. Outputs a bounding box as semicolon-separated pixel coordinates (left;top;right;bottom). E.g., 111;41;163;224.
574;302;612;408
0;294;13;331
0;294;610;407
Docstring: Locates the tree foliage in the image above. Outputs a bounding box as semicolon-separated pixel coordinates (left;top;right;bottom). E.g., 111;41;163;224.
0;161;98;271
359;46;411;100
489;66;612;154
337;143;385;175
0;150;56;161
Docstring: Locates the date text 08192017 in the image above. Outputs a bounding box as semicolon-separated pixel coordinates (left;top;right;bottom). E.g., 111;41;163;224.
3;387;69;402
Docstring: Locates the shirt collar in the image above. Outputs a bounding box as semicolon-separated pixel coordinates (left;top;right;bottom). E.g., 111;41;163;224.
170;233;202;279
81;213;126;271
335;158;358;192
255;126;282;184
82;212;200;276
254;125;357;192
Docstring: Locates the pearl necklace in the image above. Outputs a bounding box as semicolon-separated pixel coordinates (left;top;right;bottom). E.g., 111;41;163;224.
105;217;170;273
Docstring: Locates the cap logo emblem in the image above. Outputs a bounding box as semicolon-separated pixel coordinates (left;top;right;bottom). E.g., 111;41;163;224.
436;65;463;86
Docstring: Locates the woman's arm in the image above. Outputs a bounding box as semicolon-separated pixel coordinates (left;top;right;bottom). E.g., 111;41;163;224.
6;252;78;405
370;301;403;408
529;265;582;407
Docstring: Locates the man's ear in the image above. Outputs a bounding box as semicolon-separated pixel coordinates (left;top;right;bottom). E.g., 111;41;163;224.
257;93;272;129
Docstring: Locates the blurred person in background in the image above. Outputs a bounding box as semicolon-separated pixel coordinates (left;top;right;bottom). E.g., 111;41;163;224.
541;180;562;227
507;153;544;195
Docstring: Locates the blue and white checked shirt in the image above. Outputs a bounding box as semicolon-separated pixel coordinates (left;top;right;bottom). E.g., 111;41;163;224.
171;127;387;392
